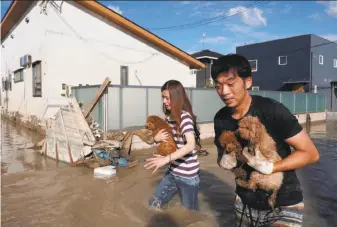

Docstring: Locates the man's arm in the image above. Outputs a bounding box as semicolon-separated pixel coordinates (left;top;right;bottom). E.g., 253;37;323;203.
272;129;319;173
243;100;320;175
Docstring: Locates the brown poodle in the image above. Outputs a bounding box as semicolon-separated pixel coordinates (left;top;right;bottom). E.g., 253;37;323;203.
146;115;177;156
238;115;284;208
218;131;249;186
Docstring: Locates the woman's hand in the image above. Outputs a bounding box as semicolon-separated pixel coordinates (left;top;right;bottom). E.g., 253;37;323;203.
154;129;170;143
144;154;170;174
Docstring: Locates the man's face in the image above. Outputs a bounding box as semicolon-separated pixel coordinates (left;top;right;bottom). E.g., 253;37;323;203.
215;71;252;108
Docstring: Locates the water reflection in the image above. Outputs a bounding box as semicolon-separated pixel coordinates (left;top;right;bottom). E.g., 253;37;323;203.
299;119;337;227
1;120;65;175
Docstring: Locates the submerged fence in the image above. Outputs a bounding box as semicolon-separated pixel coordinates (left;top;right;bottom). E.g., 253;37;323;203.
71;85;326;131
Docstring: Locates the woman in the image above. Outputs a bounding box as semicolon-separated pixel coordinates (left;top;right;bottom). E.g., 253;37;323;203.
144;80;201;211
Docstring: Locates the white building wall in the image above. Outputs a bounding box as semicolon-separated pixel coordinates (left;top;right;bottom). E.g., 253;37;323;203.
1;0;197;118
0;2;47;118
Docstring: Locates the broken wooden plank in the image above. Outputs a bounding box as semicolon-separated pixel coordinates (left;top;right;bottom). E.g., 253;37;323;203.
84;77;111;118
43;97;96;163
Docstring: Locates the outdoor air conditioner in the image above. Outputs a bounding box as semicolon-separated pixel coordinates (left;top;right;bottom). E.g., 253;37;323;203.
20;54;32;67
252;86;260;91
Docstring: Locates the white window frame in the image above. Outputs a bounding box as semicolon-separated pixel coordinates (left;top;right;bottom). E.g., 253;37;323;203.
319;55;323;65
13;68;24;83
278;56;287;65
334;59;337;68
32;61;42;97
249;59;258;72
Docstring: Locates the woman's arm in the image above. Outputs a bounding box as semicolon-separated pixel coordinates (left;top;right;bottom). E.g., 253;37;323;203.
144;113;197;174
167;132;195;162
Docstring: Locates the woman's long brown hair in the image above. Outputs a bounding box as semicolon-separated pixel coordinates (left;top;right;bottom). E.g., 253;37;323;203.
161;80;200;143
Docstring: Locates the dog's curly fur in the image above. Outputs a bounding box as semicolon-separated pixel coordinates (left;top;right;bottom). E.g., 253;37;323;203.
238;115;284;208
146;115;177;156
218;131;248;185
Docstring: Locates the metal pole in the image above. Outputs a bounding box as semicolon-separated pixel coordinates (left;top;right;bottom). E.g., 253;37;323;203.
145;88;149;118
119;87;123;130
305;93;308;113
293;93;296;114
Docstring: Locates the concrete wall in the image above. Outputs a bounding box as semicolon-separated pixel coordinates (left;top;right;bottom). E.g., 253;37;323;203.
0;0;197;119
130;111;327;150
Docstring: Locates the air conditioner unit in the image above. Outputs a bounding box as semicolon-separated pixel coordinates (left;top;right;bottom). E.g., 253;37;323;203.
252;86;260;91
20;55;32;67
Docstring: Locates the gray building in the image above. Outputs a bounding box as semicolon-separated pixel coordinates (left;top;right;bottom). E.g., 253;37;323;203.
236;34;337;111
192;49;223;88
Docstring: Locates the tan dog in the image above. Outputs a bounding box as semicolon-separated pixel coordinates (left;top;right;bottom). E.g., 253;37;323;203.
238;115;284;208
218;131;248;186
146;115;177;156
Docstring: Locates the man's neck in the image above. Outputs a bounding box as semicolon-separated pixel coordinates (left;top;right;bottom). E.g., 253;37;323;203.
232;93;252;119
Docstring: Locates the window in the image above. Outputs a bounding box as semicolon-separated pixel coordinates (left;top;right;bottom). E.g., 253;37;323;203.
32;61;42;97
120;66;129;85
319;55;323;65
13;68;23;82
252;86;260;91
278;56;287;65
334;59;337;68
249;60;258;72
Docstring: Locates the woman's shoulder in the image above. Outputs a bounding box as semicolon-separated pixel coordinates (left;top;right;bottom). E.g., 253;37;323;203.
181;110;193;119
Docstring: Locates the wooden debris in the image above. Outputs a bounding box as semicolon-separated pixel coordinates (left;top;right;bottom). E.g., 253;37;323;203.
84;77;111;118
44;97;96;163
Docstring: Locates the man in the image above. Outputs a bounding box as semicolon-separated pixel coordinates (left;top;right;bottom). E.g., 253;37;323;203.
211;54;320;227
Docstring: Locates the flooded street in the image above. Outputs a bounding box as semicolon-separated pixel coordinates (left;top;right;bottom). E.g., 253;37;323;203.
1;118;337;227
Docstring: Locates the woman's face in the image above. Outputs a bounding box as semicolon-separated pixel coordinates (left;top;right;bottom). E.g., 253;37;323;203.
162;89;171;110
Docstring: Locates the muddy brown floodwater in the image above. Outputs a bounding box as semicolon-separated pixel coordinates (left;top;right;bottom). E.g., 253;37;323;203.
1;118;337;227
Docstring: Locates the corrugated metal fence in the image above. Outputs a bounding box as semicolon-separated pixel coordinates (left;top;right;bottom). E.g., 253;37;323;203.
71;85;326;131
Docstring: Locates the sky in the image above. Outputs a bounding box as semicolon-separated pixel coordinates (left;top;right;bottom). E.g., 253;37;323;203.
1;1;336;55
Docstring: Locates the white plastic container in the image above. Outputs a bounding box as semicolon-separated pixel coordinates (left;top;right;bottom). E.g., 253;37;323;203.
93;165;116;179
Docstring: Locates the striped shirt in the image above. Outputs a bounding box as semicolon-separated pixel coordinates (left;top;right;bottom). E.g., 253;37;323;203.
165;111;200;178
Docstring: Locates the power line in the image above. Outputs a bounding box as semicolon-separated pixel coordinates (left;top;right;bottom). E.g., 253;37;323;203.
146;1;269;31
147;1;266;31
49;4;158;64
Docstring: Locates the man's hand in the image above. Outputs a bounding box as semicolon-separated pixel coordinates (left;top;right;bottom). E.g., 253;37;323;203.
242;147;274;175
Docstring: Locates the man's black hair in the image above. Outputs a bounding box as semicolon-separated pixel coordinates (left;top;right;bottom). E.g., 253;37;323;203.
211;53;252;81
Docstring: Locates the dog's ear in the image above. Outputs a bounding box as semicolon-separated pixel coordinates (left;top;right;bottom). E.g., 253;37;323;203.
250;120;263;144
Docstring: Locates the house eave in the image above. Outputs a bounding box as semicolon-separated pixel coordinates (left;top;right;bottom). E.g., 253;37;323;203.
282;81;309;84
74;0;205;69
0;1;34;42
1;0;205;70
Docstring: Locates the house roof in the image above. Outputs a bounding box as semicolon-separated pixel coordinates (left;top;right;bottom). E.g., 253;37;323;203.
1;0;205;69
192;49;224;60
